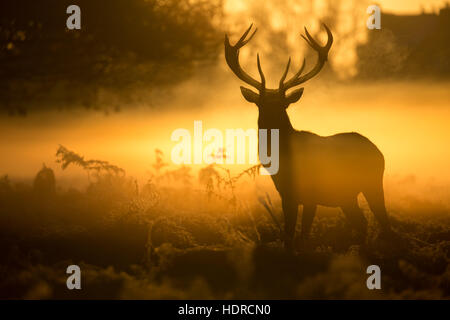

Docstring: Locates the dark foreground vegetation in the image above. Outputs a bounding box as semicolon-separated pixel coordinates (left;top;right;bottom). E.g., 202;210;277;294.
0;147;449;299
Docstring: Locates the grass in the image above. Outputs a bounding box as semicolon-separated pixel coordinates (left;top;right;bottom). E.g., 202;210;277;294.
0;147;449;299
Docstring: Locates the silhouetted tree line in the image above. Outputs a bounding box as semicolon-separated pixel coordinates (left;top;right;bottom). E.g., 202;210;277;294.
0;0;223;114
356;7;450;80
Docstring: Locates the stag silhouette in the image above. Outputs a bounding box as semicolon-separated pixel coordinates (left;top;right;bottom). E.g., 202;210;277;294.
225;24;391;250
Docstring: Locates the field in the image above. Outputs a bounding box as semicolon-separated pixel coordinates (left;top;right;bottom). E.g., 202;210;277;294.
1;146;449;299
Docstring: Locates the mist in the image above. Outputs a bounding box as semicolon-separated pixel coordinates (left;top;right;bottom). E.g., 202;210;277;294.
1;79;449;200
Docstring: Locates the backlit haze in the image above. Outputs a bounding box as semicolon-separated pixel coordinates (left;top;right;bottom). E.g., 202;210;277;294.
1;0;450;196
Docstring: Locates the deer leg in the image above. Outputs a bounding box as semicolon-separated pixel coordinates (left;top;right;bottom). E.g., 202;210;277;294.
363;185;390;232
341;199;368;244
282;198;298;250
300;204;317;240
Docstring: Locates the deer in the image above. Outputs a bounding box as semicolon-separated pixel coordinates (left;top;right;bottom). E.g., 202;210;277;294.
225;24;391;250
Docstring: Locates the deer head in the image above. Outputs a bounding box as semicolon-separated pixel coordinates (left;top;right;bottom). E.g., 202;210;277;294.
225;24;333;129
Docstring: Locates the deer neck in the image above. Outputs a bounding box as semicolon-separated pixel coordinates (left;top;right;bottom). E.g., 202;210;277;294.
257;110;294;137
257;110;294;167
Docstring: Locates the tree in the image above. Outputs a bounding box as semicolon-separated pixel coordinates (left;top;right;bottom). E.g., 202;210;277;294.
0;0;223;114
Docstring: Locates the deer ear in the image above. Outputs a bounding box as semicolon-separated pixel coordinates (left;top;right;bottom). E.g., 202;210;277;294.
285;88;304;105
240;86;259;103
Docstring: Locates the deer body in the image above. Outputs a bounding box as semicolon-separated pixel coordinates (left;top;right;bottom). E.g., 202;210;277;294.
225;24;390;249
269;130;384;207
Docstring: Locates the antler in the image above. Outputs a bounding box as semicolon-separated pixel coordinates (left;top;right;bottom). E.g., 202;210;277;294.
280;23;333;93
225;24;266;93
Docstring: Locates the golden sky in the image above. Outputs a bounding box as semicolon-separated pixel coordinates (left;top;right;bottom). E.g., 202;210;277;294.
225;0;449;14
